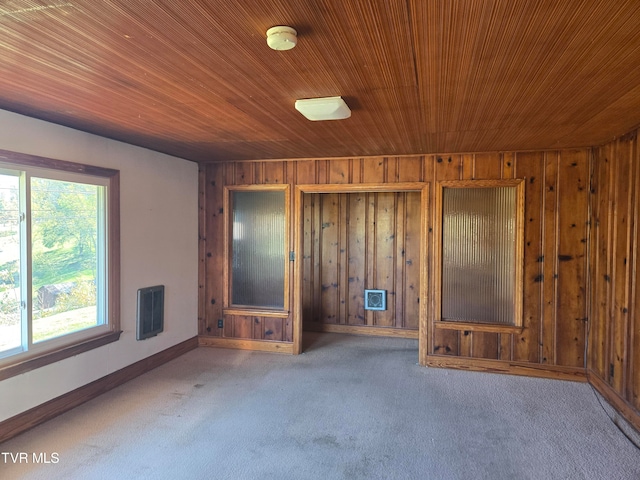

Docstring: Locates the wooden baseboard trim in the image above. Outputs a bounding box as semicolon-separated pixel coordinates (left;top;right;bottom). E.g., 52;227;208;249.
0;336;198;445
425;354;587;382
305;323;419;339
588;370;640;433
198;336;294;354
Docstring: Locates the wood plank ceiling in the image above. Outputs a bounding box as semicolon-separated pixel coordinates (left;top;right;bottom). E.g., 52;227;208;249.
0;0;639;162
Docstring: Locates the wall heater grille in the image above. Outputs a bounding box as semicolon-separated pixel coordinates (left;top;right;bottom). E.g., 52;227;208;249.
137;285;164;340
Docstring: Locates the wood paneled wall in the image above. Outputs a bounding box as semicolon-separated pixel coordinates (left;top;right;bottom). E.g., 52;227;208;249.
200;150;591;374
428;151;589;369
589;129;640;429
303;191;421;334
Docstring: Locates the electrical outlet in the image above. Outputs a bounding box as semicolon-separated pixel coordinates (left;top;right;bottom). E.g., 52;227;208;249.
217;319;223;329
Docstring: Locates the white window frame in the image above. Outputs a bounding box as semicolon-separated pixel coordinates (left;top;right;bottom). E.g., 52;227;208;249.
0;150;120;380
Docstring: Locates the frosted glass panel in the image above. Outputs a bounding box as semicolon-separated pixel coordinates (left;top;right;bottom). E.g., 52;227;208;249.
442;187;515;324
232;191;285;308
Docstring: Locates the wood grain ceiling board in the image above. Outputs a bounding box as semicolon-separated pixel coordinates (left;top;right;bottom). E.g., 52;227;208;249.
0;1;639;162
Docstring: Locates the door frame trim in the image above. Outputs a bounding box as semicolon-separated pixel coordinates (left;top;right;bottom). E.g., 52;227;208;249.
293;182;430;364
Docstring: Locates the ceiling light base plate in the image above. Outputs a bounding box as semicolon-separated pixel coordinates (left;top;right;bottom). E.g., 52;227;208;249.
295;96;351;121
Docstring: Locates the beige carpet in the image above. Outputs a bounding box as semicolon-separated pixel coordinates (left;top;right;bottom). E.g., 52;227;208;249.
1;333;639;480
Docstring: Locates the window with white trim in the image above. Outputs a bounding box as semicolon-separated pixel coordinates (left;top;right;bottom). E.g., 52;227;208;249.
0;152;120;377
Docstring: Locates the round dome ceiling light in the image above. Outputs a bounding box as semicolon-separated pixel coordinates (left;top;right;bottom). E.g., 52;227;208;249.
266;26;297;51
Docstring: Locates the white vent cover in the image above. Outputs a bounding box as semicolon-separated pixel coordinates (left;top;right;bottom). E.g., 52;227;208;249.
364;289;386;311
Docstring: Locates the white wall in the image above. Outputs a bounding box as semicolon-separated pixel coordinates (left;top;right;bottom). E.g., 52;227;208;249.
0;110;199;422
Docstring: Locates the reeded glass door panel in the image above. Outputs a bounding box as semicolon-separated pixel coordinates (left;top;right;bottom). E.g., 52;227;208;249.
31;178;102;343
231;190;285;309
442;186;516;325
0;174;21;354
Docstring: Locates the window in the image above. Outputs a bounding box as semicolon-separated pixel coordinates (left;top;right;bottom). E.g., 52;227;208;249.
436;180;524;329
0;151;119;379
225;185;289;311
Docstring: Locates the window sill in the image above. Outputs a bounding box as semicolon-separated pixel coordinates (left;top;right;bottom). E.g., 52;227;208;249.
0;330;122;382
435;321;523;334
223;308;290;318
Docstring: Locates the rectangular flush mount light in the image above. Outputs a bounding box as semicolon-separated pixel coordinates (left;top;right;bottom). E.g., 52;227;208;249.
295;96;351;121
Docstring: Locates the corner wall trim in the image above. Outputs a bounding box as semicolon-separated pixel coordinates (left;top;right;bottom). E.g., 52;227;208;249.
588;369;640;433
426;355;588;382
198;336;294;354
0;336;198;444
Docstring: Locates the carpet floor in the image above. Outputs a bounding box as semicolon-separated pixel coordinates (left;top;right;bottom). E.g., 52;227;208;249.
1;333;639;480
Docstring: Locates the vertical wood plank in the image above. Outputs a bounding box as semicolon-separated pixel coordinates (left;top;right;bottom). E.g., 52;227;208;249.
396;156;424;182
338;194;348;324
473;334;499;360
302;193;315;331
223;313;233;338
373;192;397;327
198;165;208;336
630;133;640;410
404;192;421;330
205;163;225;337
253;316;264;340
387;156;401;183
316;160;329;185
296;160;317;185
347;192;366;325
264;317;284;341
395;192;407;328
473;152;502;179
502;152;516;179
263;161;284;184
320;194;340;324
234;162;254;185
253;162;264;184
587;146;602;374
555;149;589;368
329;159;351;184
365;192;376;326
224;162;236;186
591;145;613;378
362;157;386;183
232;315;253;339
541;152;559;364
461;153;475;180
312;192;322;325
611;138;633;393
352;158;364;184
513;152;544;363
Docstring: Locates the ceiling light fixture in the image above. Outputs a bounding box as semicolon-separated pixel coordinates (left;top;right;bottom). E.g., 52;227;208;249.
266;26;297;51
295;96;351;121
